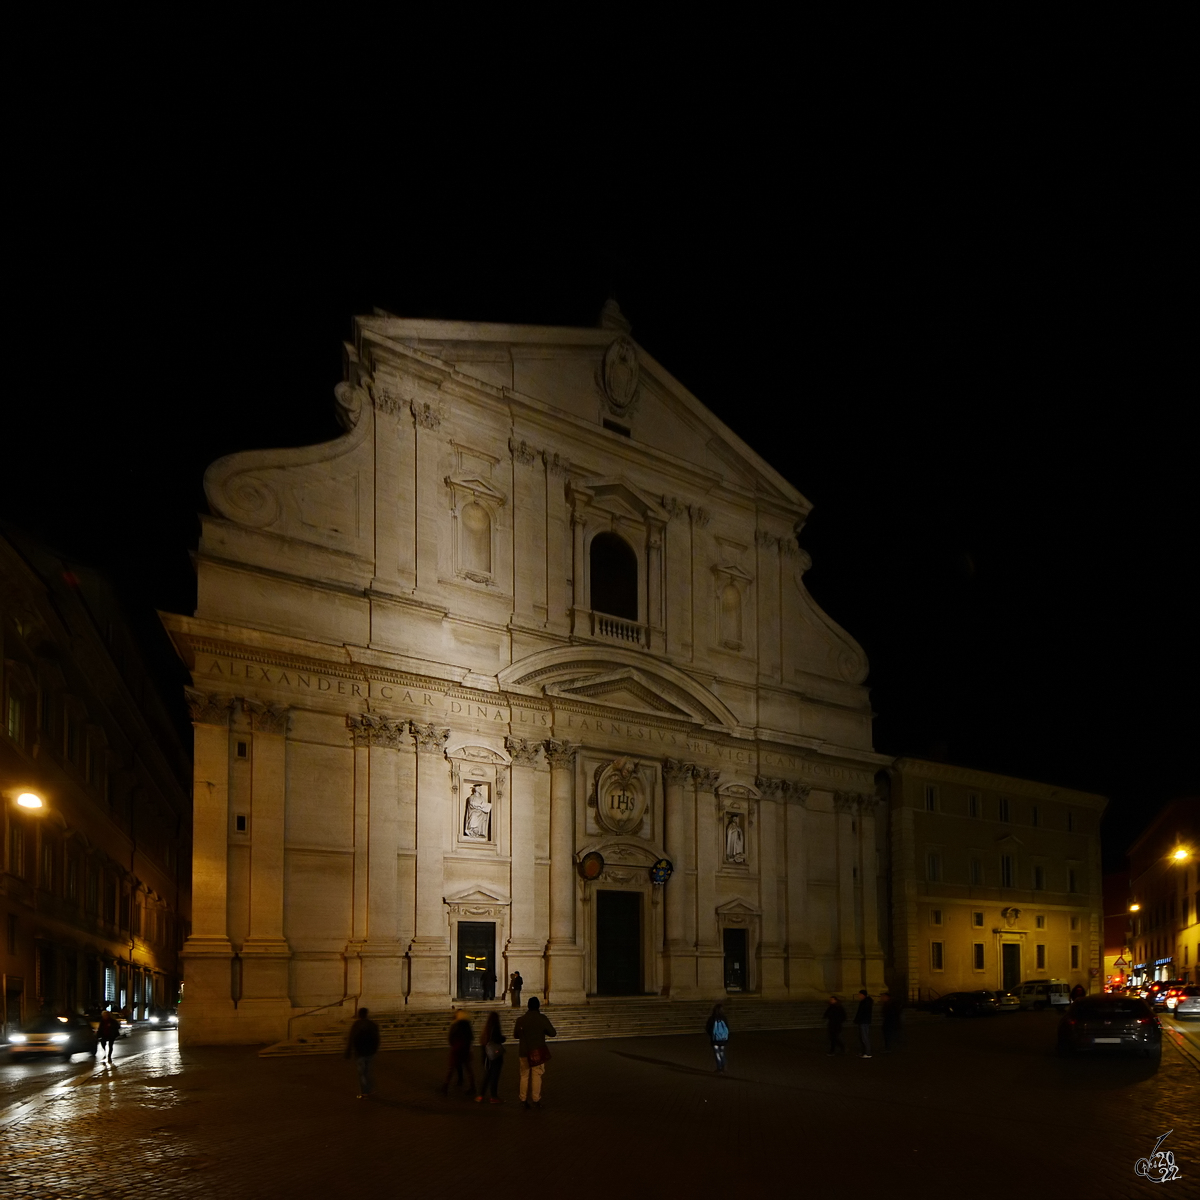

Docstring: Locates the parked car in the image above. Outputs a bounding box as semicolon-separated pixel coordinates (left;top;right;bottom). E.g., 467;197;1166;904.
1151;982;1185;1010
930;990;1000;1017
1015;980;1071;1010
1058;995;1162;1058
7;1015;98;1061
1168;986;1200;1018
990;990;1020;1012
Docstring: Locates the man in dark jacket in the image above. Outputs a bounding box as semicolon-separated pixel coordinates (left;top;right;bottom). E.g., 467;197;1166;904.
854;989;874;1058
441;1010;476;1095
822;995;847;1055
509;971;523;1008
513;997;557;1108
345;1008;381;1098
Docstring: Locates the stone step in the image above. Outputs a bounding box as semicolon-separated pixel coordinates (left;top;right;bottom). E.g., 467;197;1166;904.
261;999;826;1056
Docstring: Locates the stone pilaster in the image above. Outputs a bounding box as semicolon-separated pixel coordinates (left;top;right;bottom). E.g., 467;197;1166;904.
693;767;723;995
238;700;292;1035
758;792;787;998
408;721;451;1006
857;795;887;990
834;791;864;991
544;739;584;1002
180;689;235;1044
505;737;547;994
663;758;697;996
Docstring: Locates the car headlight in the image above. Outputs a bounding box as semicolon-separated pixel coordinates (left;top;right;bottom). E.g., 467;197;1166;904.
50;1034;69;1043
149;1016;159;1024
168;1015;179;1025
10;1034;27;1044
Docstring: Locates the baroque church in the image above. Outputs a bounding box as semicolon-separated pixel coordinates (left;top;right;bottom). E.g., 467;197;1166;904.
163;303;891;1044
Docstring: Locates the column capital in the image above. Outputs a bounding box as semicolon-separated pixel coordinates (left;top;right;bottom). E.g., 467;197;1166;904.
410;722;450;755
834;790;870;813
185;687;234;727
543;739;579;769
346;713;406;748
504;736;544;767
693;767;720;792
245;698;290;736
662;758;696;785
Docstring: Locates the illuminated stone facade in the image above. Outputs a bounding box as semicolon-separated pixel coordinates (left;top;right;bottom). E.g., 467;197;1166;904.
883;758;1107;1001
163;306;890;1045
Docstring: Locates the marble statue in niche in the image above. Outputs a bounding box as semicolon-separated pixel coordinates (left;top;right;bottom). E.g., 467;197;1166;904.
725;813;746;863
464;783;493;840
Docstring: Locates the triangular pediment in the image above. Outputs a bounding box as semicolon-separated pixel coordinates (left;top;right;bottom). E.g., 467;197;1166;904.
443;886;509;907
546;668;706;722
715;897;761;916
446;474;507;504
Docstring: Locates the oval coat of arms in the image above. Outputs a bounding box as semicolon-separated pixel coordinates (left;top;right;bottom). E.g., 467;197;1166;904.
601;337;639;415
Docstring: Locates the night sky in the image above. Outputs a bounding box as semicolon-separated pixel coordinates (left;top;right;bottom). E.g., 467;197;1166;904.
4;77;1193;872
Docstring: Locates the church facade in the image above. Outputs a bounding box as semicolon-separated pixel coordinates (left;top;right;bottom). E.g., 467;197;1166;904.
163;305;891;1044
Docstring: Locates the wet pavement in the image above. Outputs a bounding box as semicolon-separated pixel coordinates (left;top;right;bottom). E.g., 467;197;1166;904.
1;1011;1197;1198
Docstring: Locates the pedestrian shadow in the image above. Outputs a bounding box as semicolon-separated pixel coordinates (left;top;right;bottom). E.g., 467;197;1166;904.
609;1050;735;1080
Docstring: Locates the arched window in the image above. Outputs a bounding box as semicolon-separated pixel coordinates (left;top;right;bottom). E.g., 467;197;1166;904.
720;582;743;648
460;501;491;574
590;532;638;621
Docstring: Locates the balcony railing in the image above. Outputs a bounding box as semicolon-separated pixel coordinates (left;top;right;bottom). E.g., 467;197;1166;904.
591;611;647;648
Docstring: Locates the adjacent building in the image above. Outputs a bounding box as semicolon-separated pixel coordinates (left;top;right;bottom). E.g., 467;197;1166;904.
161;304;892;1045
1;530;191;1035
883;757;1106;1000
1126;797;1200;987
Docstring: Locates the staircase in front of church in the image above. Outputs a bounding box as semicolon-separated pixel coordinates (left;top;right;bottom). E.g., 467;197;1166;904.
259;997;826;1057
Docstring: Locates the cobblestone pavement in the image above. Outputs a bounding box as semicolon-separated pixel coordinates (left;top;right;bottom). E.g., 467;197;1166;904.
1;1011;1197;1199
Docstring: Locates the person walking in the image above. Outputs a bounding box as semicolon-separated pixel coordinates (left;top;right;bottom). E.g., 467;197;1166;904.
881;990;902;1052
823;995;847;1055
345;1007;381;1098
854;989;874;1057
705;1003;730;1073
96;1007;119;1062
513;997;556;1109
476;1011;507;1104
441;1009;477;1095
509;971;523;1009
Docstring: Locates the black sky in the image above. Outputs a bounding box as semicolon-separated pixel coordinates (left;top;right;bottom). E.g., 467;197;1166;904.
3;58;1194;870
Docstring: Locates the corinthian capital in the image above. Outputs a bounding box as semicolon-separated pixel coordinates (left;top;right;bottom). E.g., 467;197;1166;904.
693;767;721;792
543;739;579;768
662;758;695;786
505;736;544;767
245;699;289;736
410;722;450;754
184;688;234;727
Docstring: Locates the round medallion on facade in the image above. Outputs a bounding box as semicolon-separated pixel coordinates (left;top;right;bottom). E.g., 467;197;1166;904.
649;858;673;885
601;336;639;416
578;851;605;880
593;757;648;836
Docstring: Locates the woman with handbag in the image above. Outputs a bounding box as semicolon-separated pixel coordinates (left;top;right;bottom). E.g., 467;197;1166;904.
512;996;557;1109
476;1011;507;1104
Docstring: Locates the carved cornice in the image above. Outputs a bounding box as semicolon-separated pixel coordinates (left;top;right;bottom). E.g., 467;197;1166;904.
543;739;579;769
245;699;289;736
662;758;695;786
693;767;721;792
504;736;544;767
184;688;234;727
509;438;538;466
410;722;450;754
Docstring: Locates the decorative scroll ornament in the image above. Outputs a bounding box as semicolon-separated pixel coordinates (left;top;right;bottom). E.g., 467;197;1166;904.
649;858;674;885
593;757;648;836
504;736;543;767
1001;906;1021;928
184;688;234;727
578;852;605;881
599;336;640;417
410;723;450;754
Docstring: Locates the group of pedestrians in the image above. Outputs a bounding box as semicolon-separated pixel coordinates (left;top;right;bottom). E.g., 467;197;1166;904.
822;989;902;1058
344;986;905;1101
345;994;557;1109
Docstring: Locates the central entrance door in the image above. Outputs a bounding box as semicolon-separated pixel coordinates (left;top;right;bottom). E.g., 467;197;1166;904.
596;890;641;994
457;921;495;1001
724;929;748;991
1002;943;1021;992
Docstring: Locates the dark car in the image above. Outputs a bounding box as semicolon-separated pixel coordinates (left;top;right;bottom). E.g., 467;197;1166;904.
1057;995;1162;1058
930;990;1000;1017
990;990;1020;1013
7;1015;98;1061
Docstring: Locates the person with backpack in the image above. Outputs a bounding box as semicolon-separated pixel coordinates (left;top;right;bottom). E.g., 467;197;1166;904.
513;996;557;1108
706;1003;730;1072
344;1007;381;1099
476;1011;507;1104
